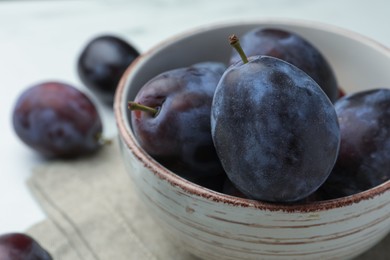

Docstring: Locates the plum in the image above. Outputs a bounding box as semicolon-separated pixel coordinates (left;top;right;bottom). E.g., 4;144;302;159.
211;35;340;202
0;233;52;260
319;88;390;199
12;81;103;158
129;62;227;187
230;28;339;102
78;35;140;104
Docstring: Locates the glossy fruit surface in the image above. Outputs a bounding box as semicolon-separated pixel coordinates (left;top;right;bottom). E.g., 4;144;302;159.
211;55;340;202
0;233;52;260
230;28;339;102
78;35;140;104
130;62;226;185
12;81;103;158
320;88;390;199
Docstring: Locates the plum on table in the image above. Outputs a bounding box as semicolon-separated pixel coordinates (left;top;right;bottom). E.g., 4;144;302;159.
78;35;140;104
0;233;52;260
12;81;104;158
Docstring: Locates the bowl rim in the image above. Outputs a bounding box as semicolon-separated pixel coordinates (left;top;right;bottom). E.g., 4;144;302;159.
114;18;390;213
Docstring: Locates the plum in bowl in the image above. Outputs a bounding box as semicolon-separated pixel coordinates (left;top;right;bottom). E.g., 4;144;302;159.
114;19;390;260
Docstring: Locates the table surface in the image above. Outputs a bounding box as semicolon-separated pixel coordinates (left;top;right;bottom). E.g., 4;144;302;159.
1;0;390;234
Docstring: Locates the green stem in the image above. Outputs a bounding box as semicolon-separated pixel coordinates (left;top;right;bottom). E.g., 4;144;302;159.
128;101;158;116
95;132;112;146
229;34;248;64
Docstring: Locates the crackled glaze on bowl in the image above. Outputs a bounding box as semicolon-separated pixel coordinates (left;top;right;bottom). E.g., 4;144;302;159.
115;19;390;260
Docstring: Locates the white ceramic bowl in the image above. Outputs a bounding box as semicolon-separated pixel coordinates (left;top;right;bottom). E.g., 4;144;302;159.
114;19;390;260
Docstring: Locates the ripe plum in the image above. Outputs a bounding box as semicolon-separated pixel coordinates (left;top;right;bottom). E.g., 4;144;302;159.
320;88;390;199
211;36;340;202
78;35;140;104
230;28;339;102
0;233;52;260
12;81;103;158
129;62;227;186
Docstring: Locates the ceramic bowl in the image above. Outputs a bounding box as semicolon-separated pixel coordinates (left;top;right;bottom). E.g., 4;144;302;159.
114;19;390;260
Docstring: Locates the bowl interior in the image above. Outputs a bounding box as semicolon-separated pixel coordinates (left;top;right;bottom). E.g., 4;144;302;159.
116;19;390;208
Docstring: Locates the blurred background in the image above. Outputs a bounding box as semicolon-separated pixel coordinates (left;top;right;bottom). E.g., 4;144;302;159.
1;0;390;234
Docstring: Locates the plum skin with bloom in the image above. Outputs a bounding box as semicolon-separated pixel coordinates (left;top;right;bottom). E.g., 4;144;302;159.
211;55;340;202
320;88;390;199
12;81;103;158
130;62;227;187
77;35;140;104
0;233;52;260
229;28;339;102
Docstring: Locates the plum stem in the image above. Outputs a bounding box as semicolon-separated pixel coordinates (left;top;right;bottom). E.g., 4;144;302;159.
128;101;158;116
229;34;248;64
96;132;112;146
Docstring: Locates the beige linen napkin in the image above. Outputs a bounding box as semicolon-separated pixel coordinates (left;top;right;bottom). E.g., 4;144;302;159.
26;138;197;260
26;139;389;260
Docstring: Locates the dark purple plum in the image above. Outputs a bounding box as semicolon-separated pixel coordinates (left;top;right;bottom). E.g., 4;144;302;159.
319;89;390;199
78;35;140;104
129;62;227;186
0;233;52;260
12;81;103;158
230;28;339;102
211;36;340;202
